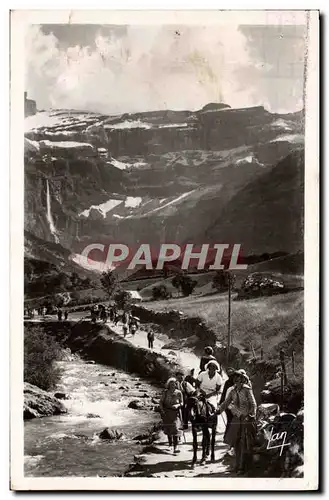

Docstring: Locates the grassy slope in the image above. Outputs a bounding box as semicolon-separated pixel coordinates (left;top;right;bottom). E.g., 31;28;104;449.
143;290;304;379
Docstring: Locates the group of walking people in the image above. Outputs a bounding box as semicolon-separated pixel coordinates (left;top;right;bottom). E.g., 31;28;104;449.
159;346;257;474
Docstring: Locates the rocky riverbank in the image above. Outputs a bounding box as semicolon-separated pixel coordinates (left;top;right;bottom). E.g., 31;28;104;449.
25;320;185;385
24;383;67;419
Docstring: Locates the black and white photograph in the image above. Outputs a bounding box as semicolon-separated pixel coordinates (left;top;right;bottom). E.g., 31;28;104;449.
10;9;319;490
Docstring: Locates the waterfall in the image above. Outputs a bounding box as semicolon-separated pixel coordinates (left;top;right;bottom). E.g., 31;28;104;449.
46;179;59;244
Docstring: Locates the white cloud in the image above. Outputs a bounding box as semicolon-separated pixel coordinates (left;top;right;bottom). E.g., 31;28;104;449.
25;24;304;114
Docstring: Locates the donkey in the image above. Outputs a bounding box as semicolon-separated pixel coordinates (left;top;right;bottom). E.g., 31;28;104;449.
186;392;218;465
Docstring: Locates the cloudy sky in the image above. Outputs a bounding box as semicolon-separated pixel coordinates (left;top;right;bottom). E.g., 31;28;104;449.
25;23;306;115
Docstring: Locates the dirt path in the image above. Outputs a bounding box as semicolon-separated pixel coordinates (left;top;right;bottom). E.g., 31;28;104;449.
126;424;233;478
29;314;232;477
103;320;231;477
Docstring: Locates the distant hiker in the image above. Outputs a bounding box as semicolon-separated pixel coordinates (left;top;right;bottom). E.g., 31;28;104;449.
130;320;137;336
91;305;98;324
42;307;46;317
122;311;129;325
219;367;237;454
197;360;223;411
217;369;257;475
175;370;196;430
64;310;68;321
159;377;183;454
147;330;155;349
199;346;216;373
123;324;128;337
129;316;138;336
109;307;114;323
100;306;107;324
113;310;119;326
57;309;63;321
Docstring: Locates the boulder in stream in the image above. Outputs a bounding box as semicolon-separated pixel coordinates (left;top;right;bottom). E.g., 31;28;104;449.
128;399;151;410
98;428;124;440
24;383;67;419
54;392;69;400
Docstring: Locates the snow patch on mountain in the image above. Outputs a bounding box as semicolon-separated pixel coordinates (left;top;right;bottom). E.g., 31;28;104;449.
125;197;142;208
107;158;148;170
271;119;293;131
270;134;304;144
104;119;152;130
236;155;254;164
40;140;95;150
79;199;123;219
142;190;196;216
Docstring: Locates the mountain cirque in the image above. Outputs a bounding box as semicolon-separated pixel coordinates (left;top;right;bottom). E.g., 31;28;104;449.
24;103;304;271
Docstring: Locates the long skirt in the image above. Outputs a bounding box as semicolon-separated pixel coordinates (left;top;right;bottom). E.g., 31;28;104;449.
225;416;257;471
223;409;234;445
162;409;181;437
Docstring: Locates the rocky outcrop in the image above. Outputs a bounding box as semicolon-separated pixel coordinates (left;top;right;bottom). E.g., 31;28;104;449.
24;382;67;419
98;428;124;440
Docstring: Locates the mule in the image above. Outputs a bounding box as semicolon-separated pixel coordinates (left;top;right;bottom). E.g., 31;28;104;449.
186;392;218;465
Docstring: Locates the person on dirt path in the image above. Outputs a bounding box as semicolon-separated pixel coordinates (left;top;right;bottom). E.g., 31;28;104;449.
109;307;114;323
99;306;107;324
217;369;257;475
159;377;183;454
123;324;128;337
147;330;155;349
91;305;98;324
64;310;68;321
199;346;217;373
196;360;223;411
113;309;120;326
175;370;196;430
57;308;63;321
130;320;137;336
219;367;237;456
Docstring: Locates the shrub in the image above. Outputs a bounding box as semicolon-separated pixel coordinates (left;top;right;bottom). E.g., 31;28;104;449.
114;290;132;311
172;272;197;297
24;327;62;391
152;284;170;300
212;270;235;292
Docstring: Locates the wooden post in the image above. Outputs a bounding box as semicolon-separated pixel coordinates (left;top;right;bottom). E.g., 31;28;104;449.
292;351;295;375
279;349;287;407
227;272;231;364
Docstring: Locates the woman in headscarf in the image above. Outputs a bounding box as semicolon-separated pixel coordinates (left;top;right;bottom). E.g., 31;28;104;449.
217;369;257;474
159;377;183;454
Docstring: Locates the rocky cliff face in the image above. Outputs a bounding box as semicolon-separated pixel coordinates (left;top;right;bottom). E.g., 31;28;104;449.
24;104;304;271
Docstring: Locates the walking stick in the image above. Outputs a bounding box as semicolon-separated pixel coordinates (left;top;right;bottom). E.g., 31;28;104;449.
219;411;227;427
179;408;187;444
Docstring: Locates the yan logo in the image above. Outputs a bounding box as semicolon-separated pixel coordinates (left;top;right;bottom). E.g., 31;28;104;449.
266;427;291;456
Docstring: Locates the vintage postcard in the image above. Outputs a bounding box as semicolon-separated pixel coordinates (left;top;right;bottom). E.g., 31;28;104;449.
10;9;319;490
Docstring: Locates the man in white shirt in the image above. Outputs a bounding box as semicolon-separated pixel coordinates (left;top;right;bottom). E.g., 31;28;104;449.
197;360;223;409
